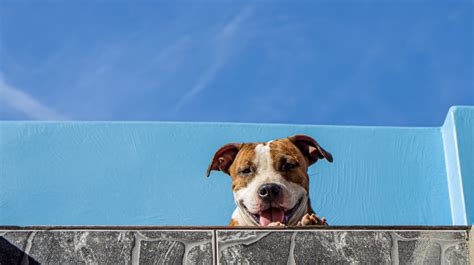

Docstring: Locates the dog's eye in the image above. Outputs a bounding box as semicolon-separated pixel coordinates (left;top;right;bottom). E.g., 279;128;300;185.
281;162;297;171
239;167;252;175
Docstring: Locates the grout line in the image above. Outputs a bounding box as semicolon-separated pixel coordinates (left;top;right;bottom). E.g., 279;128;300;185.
213;230;218;265
287;231;297;265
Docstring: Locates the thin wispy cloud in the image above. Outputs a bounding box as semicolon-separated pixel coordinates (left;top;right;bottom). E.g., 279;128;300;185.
0;75;67;120
0;3;471;124
174;7;254;111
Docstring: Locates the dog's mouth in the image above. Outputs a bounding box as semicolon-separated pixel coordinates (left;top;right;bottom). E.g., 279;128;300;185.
242;198;303;226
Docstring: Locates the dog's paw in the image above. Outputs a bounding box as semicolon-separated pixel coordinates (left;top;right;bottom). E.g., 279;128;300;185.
267;221;285;227
297;213;328;226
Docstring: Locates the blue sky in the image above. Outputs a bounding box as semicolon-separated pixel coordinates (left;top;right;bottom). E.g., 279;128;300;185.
0;1;472;126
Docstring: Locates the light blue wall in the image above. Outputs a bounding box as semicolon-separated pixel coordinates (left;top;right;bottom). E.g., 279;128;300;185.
443;107;474;224
0;106;472;226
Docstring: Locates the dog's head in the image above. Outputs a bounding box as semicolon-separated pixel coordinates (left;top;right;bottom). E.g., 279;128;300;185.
207;135;332;226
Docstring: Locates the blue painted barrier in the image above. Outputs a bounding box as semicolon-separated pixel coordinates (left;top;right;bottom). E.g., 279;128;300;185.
0;106;472;226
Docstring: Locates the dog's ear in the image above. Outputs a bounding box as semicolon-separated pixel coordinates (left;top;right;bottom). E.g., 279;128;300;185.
288;134;333;166
206;143;241;177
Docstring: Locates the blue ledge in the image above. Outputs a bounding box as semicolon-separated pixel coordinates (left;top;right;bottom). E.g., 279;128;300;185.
0;106;472;226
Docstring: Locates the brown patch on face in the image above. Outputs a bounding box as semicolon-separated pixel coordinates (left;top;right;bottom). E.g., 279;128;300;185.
228;143;258;192
269;138;310;191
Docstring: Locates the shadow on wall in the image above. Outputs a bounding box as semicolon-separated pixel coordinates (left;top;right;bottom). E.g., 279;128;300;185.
0;237;40;265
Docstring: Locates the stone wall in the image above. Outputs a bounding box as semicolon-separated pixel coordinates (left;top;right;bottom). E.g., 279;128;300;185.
0;227;471;264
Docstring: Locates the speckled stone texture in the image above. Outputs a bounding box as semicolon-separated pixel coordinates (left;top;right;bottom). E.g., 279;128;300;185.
0;228;471;264
217;230;471;265
135;231;213;265
0;230;213;264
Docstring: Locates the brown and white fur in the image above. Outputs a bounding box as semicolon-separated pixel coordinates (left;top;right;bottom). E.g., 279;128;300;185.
206;135;333;226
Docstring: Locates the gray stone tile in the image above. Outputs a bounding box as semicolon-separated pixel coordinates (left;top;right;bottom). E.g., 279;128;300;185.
135;231;213;265
393;231;469;265
217;230;470;265
398;240;417;264
395;231;467;240
217;231;393;264
1;229;470;265
218;231;292;264
293;231;392;264
28;231;135;264
0;230;213;265
445;243;469;265
140;240;185;264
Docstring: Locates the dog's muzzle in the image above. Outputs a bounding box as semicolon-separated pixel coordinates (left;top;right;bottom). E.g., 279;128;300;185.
237;194;308;226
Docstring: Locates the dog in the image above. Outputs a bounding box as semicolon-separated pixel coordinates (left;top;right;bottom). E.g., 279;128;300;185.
206;134;333;226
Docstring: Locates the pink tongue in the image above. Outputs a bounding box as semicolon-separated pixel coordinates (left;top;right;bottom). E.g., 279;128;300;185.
259;208;285;226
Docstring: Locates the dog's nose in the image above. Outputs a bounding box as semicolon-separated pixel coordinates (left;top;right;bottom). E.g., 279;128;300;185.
258;184;282;200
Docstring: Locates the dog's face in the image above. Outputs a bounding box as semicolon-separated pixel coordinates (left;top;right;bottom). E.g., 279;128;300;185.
207;135;332;226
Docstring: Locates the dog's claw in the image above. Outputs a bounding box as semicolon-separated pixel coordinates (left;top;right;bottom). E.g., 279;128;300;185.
299;213;328;226
267;221;285;227
321;217;327;225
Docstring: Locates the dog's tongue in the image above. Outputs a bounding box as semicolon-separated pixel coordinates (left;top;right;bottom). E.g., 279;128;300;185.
259;208;285;226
